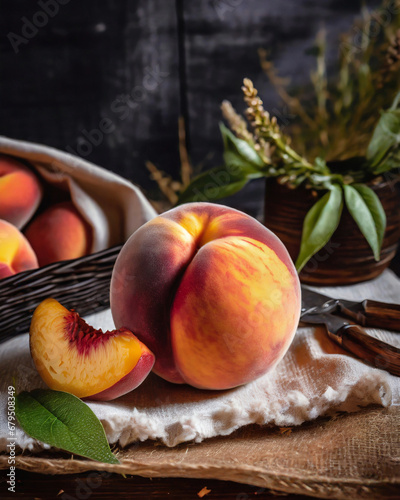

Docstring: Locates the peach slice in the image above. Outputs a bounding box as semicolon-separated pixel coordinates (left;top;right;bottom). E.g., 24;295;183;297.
30;298;155;401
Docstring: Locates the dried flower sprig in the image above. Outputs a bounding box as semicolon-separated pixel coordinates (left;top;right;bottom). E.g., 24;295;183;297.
145;117;195;212
240;78;339;190
256;1;400;162
159;2;398;272
221;100;254;143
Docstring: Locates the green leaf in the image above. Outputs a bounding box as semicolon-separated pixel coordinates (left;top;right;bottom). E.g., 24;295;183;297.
223;149;264;173
343;184;386;261
176;123;267;205
295;184;343;272
176;165;252;204
367;107;400;171
314;157;330;174
389;91;400;111
220;122;264;168
15;389;119;464
372;149;400;175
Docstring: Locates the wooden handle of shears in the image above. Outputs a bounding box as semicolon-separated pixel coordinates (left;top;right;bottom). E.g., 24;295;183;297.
361;300;400;331
340;300;400;331
326;323;400;377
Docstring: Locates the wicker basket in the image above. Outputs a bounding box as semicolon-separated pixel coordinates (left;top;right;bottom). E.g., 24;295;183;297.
0;244;122;344
0;136;158;345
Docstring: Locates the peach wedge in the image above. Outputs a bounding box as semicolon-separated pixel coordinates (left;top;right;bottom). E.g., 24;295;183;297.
30;298;155;401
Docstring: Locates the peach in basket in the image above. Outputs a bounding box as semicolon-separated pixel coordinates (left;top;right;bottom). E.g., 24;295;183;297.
0;219;38;278
0;155;43;229
25;201;93;267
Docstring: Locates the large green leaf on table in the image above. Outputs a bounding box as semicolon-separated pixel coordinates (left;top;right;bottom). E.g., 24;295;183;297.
15;389;119;464
220;122;265;169
176;165;254;204
344;184;386;261
295;184;343;272
367;92;400;172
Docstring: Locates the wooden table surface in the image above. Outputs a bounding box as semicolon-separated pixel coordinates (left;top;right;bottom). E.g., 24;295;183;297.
0;470;314;499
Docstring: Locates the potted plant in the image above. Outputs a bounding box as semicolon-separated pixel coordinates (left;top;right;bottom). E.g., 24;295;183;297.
176;4;400;284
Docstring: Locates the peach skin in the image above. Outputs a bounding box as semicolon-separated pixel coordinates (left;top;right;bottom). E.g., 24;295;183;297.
111;202;301;390
0;155;43;229
24;201;92;267
30;298;155;401
0;219;38;279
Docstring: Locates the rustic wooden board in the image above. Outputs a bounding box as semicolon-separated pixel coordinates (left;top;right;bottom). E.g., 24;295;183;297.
1;406;399;499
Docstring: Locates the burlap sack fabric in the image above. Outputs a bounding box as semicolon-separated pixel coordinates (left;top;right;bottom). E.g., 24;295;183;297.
0;137;399;497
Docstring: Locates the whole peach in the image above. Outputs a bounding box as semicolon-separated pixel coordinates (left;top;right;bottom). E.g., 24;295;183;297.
111;203;301;390
0;155;43;229
0;219;38;278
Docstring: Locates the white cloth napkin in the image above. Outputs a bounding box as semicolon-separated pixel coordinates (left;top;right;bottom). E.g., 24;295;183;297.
1;270;399;451
0;136;157;250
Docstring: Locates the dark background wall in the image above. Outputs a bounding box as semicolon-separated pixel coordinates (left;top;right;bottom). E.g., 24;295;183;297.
1;0;380;215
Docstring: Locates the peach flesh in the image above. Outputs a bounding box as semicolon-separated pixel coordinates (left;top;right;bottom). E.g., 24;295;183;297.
30;298;155;400
111;202;301;390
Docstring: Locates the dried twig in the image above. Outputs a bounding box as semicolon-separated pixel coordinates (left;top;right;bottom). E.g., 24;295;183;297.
258;48;315;130
380;28;400;86
145;161;179;205
178;116;192;188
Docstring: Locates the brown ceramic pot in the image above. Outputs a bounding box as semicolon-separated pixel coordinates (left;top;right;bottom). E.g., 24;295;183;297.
264;177;400;285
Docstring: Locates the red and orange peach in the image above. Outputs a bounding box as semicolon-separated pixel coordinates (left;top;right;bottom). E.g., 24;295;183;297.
111;202;301;390
29;298;155;401
0;219;38;279
0;155;42;229
25;201;92;267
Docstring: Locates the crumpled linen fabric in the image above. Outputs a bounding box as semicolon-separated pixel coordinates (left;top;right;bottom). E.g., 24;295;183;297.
1;270;399;451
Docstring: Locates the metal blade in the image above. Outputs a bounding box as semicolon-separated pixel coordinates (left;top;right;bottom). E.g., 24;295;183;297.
300;311;350;334
301;286;340;316
301;285;361;317
301;286;334;309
